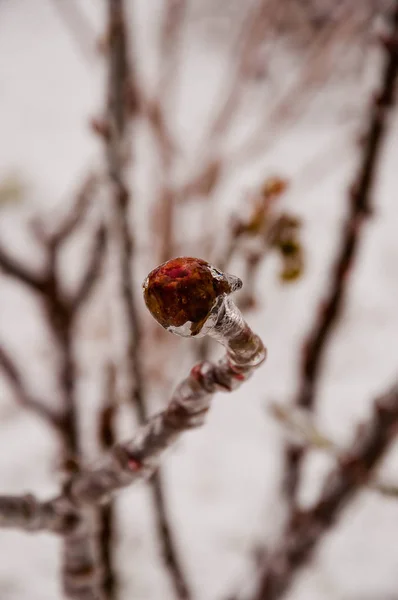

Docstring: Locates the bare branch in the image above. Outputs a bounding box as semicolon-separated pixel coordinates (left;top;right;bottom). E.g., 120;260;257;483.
104;2;193;596
98;363;117;599
50;175;98;246
50;0;98;63
0;494;77;533
0;242;45;291
207;0;271;142
0;343;63;430
283;0;398;504
230;2;375;167
0;268;265;513
158;0;186;102
249;380;398;600
70;224;107;312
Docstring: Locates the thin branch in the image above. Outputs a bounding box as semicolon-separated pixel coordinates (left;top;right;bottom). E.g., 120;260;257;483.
206;0;272;142
31;196;107;600
50;0;98;63
229;2;374;167
70;224;107;312
0;494;77;533
104;1;193;597
98;363;118;599
154;0;187;263
0;265;265;509
50;175;99;246
271;401;398;499
158;0;186;104
103;2;148;598
283;0;398;504
0;242;45;291
0;261;265;600
0;343;63;430
177;1;369;207
249;380;398;600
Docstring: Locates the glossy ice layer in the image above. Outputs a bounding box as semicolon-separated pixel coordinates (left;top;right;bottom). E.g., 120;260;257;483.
143;257;242;337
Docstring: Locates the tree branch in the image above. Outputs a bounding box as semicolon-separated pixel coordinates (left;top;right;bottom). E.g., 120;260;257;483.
0;260;265;512
250;380;398;600
284;0;398;504
50;175;98;246
0;343;63;431
0;494;77;533
104;1;194;597
70;224;107;312
0;242;45;291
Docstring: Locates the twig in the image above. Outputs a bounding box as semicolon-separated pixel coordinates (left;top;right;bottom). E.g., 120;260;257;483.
177;1;370;207
154;0;187;263
271;401;398;498
248;380;398;600
0;344;63;430
50;0;98;63
158;0;186;105
206;0;272;142
104;1;193;596
0;242;45;291
0;257;266;523
99;364;118;599
229;2;374;167
283;0;398;504
1;183;107;599
70;224;107;312
40;225;106;600
103;4;144;597
0;494;77;533
49;175;99;246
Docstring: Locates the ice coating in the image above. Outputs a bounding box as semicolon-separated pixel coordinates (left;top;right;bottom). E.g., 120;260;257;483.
143;257;242;337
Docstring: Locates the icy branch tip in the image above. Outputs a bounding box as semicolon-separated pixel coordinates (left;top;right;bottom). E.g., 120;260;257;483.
143;257;242;338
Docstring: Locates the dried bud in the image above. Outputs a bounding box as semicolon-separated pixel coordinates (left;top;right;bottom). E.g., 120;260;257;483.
143;257;242;337
262;176;289;199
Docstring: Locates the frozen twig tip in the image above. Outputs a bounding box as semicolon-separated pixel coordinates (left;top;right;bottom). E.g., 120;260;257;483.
143;256;243;337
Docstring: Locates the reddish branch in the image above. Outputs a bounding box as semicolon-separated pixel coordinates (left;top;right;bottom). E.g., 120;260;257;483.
0;178;107;599
2;374;398;600
155;0;186;263
99;364;118;599
103;1;193;598
103;1;143;596
0;268;266;528
284;1;398;504
249;381;398;600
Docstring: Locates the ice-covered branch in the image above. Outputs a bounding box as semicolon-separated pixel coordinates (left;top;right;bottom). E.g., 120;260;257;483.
0;494;76;533
0;257;266;515
68;257;266;504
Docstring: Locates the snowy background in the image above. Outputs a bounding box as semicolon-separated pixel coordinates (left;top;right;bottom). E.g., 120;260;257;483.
0;1;398;599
